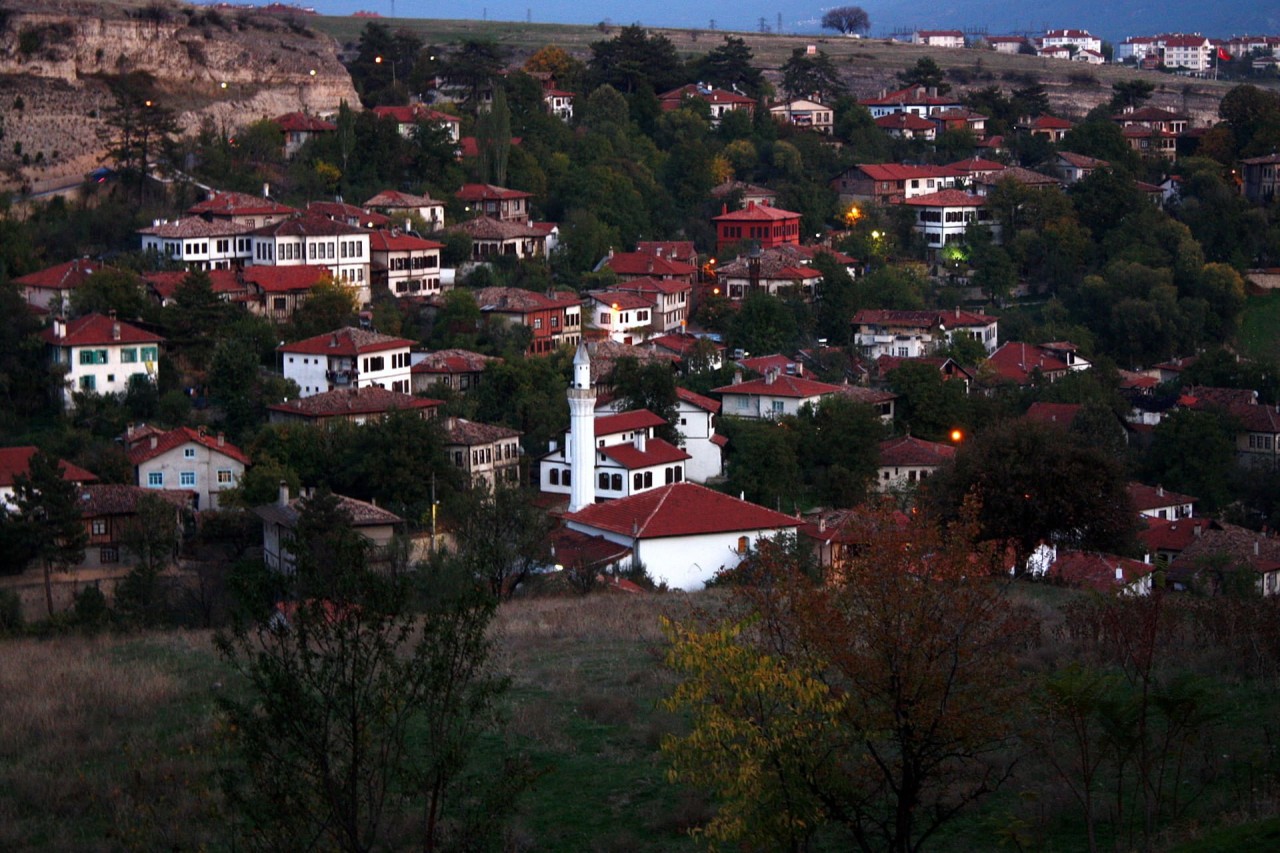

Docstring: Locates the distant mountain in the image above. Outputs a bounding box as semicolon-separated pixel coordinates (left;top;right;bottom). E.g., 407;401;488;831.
308;1;1277;44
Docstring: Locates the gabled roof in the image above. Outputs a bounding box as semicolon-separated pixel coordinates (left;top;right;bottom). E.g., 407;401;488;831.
711;374;843;399
267;387;441;419
255;493;402;528
850;163;963;182
837;385;898;406
981;167;1060;188
1024;115;1074;130
371;104;460;125
647;334;722;359
1128;482;1197;512
879;435;956;467
0;446;98;488
564;481;798;539
853;308;997;329
595;409;669;437
450;216;544;240
42;313;163;347
307;200;391;227
125;426;250;466
946;157;1006;174
278;327;415;356
635;240;697;260
598;437;690;469
1057;151;1109;169
658;84;755;107
13;258;120;291
274;111;336;132
589;290;653;312
188;190;296;218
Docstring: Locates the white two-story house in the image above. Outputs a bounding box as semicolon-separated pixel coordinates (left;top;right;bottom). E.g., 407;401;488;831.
124;425;250;511
278;327;416;398
42;314;162;408
138;218;254;270
248;216;373;306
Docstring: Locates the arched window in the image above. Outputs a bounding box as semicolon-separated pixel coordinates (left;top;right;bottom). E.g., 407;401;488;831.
549;469;559;486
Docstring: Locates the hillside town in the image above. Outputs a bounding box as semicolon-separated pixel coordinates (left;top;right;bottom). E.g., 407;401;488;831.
3;3;1280;850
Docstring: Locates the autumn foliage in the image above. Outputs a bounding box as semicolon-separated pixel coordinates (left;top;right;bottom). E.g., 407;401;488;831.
663;505;1035;851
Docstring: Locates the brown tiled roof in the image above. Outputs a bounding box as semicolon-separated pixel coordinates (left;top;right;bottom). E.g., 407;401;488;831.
836;385;897;406
307;201;391;227
450;216;544;240
442;417;521;445
589;290;652;311
984;342;1070;385
900;189;987;207
854;308;996;329
875;112;937;132
125;426;250;466
858;85;962;107
81;484;193;516
268;387;441;419
455;183;532;202
473;286;579;314
368;230;443;252
711;374;843;399
250;214;367;238
411;349;499;374
364;189;441;209
254;493;403;528
1170;522;1280;574
137;218;254;238
278;327;415;356
275;111;336;132
1058;151;1110;169
1047;551;1152;593
1025;402;1082;427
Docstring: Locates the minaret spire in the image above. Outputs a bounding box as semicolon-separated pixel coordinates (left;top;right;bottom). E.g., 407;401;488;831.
567;344;596;512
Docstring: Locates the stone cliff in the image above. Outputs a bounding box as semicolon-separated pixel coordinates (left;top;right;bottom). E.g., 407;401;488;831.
0;0;358;193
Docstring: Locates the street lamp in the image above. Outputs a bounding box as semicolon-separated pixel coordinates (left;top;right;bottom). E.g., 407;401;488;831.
375;55;396;87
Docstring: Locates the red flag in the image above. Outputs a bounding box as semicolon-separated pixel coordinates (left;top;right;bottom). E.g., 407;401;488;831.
1218;47;1232;62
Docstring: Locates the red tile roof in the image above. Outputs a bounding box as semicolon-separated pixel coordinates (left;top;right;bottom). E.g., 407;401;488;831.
278;327;415;356
267;387;441;419
1025;402;1082;426
589;290;652;311
712;201;801;223
547;527;632;569
1048;551;1152;593
851;163;963;182
275;111;336;132
137;218;254;238
0;446;98;488
473;286;580;314
603;252;697;278
455;183;532;202
368;230;443;252
364;189;441;209
80;484;193;517
442;416;521;445
595;410;668;437
125;426;251;466
854;308;996;329
711;374;843;399
250;214;367;238
13;258;119;291
371;104;461;125
878;435;956;467
242;265;331;293
676;386;721;414
564;482;798;539
859;85;962;107
188;190;296;218
648;334;722;359
658;84;756;107
411;349;499;374
875;112;937;132
1128;482;1197;512
598;437;690;469
42;313;164;347
307;200;391;227
984;342;1069;385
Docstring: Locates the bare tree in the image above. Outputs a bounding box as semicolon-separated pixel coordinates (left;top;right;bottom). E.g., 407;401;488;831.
820;6;871;36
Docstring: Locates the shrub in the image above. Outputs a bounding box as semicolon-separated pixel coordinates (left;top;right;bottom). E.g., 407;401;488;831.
0;589;22;635
72;584;110;630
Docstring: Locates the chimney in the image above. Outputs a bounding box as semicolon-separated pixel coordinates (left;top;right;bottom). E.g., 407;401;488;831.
818;516;826;533
330;333;338;347
1115;566;1124;581
109;309;120;341
126;423;135;439
278;481;289;506
217;432;225;447
733;370;743;385
149;435;158;450
263;182;271;198
1157;485;1164;497
765;367;778;385
1193;522;1202;538
1255;540;1261;557
53;317;66;339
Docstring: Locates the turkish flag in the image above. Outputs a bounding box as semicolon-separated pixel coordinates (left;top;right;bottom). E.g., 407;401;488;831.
1218;47;1232;61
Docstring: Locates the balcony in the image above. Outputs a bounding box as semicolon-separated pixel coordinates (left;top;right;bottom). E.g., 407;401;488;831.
326;369;358;385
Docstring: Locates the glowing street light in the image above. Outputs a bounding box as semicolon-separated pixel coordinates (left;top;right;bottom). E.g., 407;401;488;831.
950;428;964;443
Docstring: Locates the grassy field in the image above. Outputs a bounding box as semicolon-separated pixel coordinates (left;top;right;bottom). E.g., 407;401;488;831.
1239;291;1280;364
4;586;1280;851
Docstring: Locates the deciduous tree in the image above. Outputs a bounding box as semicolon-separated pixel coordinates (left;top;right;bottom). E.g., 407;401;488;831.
820;6;870;36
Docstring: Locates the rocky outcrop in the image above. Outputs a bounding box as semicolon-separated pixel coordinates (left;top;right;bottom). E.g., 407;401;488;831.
0;0;358;191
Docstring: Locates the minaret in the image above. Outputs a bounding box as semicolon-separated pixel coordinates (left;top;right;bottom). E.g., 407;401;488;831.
568;343;596;513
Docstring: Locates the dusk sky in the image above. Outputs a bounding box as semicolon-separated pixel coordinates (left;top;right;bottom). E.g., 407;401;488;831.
270;1;1278;43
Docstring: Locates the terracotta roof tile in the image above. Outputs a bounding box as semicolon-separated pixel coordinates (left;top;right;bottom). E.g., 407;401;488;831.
125;426;250;466
278;326;415;356
188;190;296;218
80;483;192;517
267;387;441;419
0;446;98;488
599;437;689;469
564;482;798;539
595;410;668;436
878;435;956;467
443;417;521;445
1127;482;1197;512
711;374;843;399
41;313;164;347
13;258;120;291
